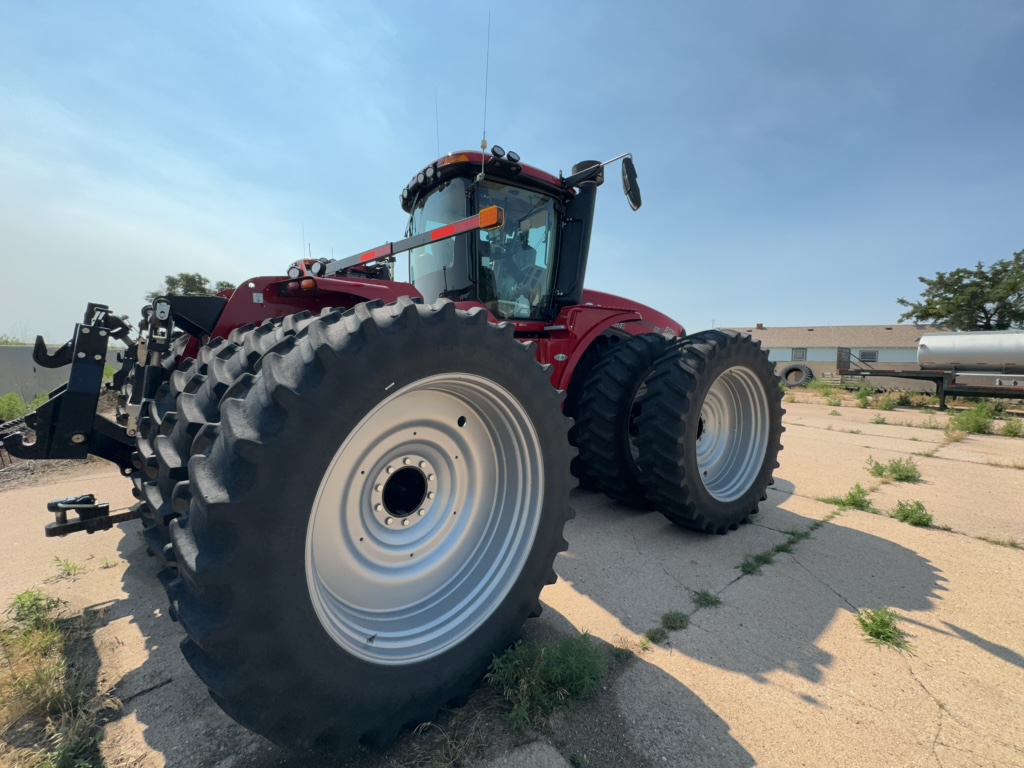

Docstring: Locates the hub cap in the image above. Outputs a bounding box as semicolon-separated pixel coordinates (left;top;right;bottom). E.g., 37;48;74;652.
695;366;770;502
306;373;544;664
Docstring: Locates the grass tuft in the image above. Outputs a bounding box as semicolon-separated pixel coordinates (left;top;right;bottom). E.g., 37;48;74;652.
661;611;690;631
856;607;912;651
818;483;875;511
486;632;605;731
1001;417;1023;438
948;402;994;435
1;590;120;767
865;456;921;483
50;557;86;582
740;550;775;575
644;626;669;644
889;500;933;527
691;590;722;609
974;536;1023;550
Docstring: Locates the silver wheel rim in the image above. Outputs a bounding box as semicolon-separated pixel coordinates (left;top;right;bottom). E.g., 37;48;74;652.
305;373;544;665
695;366;770;502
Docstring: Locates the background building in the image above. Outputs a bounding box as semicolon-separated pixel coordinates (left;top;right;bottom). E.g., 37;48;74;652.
730;324;951;389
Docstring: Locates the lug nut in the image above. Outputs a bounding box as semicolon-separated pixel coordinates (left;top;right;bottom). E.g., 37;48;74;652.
418;509;425;516
419;461;426;468
386;466;394;474
428;474;435;481
401;519;410;527
375;504;383;512
375;484;382;492
403;457;410;465
427;492;435;499
385;517;393;526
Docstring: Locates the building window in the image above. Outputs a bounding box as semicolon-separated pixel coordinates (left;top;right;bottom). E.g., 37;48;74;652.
859;350;878;363
792;348;807;361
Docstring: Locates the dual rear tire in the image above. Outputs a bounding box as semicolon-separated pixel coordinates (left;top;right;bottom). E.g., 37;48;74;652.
574;330;784;533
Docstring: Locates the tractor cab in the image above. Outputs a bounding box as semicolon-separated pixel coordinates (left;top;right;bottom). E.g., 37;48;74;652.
401;149;641;321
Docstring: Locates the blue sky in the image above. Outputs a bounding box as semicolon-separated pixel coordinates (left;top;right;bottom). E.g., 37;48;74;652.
1;0;1021;341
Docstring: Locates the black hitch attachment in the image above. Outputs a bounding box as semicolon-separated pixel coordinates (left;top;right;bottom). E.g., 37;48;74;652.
45;494;141;537
2;303;135;473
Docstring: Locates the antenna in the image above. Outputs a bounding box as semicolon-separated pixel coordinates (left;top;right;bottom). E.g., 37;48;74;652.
435;87;441;157
480;10;491;179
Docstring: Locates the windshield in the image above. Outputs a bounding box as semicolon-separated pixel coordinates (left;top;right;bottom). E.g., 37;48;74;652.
476;181;558;320
407;177;559;319
408;178;473;303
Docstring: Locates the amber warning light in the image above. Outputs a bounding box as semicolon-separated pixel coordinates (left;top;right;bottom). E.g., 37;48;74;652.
478;206;504;231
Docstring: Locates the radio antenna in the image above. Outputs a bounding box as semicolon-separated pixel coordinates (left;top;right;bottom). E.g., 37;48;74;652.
435;87;441;157
480;10;491;179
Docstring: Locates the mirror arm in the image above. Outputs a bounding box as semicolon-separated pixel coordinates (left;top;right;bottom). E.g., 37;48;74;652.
562;153;632;189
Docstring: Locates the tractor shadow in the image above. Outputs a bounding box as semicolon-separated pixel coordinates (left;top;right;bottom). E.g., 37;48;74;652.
83;469;945;767
559;482;946;688
91;515;757;767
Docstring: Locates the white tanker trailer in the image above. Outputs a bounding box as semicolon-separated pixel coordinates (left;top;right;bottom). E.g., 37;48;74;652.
838;330;1024;409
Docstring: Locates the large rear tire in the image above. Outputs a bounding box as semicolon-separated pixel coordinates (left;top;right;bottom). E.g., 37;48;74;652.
636;330;784;534
576;334;669;507
156;299;572;751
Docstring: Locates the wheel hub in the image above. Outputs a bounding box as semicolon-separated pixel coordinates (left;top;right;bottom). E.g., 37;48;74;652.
373;460;435;527
305;373;544;665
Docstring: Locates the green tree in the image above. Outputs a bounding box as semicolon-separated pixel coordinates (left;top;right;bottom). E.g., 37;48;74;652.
897;250;1024;331
146;272;235;303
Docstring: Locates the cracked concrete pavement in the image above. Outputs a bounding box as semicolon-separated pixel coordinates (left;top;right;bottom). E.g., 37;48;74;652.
1;400;1022;767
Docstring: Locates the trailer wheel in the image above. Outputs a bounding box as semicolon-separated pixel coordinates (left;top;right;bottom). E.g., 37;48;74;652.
158;298;572;751
637;330;784;534
780;363;813;387
576;334;669;506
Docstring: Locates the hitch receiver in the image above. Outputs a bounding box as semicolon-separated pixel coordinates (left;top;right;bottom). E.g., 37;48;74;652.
45;494;141;537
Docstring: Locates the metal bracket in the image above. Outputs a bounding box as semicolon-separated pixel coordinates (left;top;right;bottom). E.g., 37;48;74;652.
45;494;140;537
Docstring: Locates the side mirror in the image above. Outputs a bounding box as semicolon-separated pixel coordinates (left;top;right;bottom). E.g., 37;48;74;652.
622;156;641;211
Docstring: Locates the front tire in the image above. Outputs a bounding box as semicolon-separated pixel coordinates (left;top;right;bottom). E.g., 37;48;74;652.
162;299;573;750
636;330;784;534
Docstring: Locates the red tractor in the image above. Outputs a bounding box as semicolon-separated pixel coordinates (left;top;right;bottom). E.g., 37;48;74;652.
4;147;783;751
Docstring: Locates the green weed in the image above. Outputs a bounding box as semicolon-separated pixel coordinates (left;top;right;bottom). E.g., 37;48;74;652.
818;483;875;511
691;590;722;609
974;536;1023;550
865;456;921;483
661;611;690;631
644;626;669;644
948;402;995;435
486;633;605;731
828;409;841;416
889;500;933;527
856;607;912;651
856;386;873;408
50;557;86;581
873;393;899;411
740;551;775;575
1;590;120;767
871;415;887;425
1001;418;1023;438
